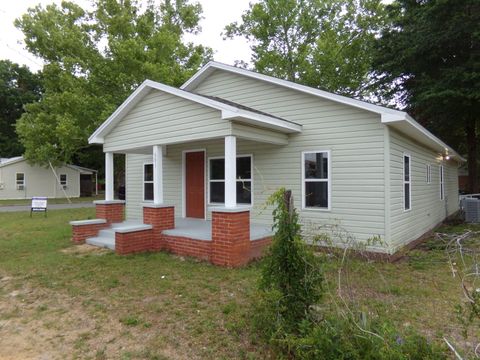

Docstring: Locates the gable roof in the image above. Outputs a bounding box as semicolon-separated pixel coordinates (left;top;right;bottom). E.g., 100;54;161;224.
88;80;302;144
181;61;464;162
0;156;96;173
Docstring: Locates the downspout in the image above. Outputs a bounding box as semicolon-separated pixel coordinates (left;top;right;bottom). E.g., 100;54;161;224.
384;126;391;253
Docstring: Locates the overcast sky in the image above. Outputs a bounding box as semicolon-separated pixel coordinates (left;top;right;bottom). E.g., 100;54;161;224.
0;0;254;71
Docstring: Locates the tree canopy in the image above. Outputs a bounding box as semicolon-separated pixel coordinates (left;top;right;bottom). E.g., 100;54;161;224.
224;0;386;98
0;60;42;158
15;0;212;166
373;0;480;191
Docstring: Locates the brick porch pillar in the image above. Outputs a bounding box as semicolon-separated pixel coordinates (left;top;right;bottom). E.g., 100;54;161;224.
211;209;250;267
94;200;125;224
143;204;175;250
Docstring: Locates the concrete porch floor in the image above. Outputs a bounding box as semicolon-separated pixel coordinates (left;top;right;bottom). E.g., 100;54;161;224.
163;217;274;241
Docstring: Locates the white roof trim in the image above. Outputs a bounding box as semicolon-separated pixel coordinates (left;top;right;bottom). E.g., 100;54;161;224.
0;156;24;167
181;61;464;162
88;80;302;144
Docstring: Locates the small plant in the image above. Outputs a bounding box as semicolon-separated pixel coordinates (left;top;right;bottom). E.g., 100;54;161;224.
120;315;141;326
254;188;324;336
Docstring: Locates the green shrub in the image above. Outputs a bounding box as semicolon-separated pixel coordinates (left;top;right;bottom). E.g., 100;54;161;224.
259;188;324;333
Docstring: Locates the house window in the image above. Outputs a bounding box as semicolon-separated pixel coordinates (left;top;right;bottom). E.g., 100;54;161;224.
440;165;444;200
302;151;330;209
144;164;153;201
60;174;67;189
403;154;411;211
426;164;431;184
16;173;25;190
208;155;252;204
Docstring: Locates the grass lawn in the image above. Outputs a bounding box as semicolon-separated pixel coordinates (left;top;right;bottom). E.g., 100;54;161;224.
0;195;103;206
0;208;478;359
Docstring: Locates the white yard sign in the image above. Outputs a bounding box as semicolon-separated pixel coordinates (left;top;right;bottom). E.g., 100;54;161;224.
31;197;47;217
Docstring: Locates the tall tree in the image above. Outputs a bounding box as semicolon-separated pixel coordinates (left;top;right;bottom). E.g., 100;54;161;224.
15;0;212;166
225;0;386;98
372;0;480;192
0;60;42;158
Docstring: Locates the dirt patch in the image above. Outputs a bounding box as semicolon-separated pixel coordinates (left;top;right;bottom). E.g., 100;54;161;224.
0;275;193;359
60;244;111;256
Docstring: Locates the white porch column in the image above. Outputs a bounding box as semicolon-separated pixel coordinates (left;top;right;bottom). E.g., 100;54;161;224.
105;152;114;201
153;145;164;204
224;135;237;208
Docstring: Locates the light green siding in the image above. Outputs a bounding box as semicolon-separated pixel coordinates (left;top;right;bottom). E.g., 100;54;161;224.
389;129;459;251
104;89;230;152
124;69;387;248
0;160;80;199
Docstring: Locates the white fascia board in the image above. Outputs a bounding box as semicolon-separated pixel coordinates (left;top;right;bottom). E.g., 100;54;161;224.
89;78;301;144
0;156;25;168
221;110;302;133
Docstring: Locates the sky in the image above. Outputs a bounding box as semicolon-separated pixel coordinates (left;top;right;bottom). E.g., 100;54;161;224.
0;0;254;71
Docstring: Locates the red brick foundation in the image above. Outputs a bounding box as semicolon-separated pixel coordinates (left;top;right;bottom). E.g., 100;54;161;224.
211;210;251;267
115;229;153;255
249;237;272;260
95;201;125;224
163;235;212;261
70;220;108;244
143;205;175;250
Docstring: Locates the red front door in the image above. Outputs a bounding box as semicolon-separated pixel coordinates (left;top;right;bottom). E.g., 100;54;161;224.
185;151;205;218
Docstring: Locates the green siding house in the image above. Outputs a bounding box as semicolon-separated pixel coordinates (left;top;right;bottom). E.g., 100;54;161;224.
87;62;462;256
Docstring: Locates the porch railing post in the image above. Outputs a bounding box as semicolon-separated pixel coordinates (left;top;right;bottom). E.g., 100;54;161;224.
224;135;237;208
153;145;163;205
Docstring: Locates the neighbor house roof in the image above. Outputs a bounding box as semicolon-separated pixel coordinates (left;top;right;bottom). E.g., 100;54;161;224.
88;80;303;144
0;156;97;173
181;61;464;162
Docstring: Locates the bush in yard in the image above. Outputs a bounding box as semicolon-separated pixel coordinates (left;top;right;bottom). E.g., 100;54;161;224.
253;188;447;359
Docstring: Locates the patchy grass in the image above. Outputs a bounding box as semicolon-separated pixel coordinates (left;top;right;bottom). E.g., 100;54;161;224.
0;195;102;206
0;208;478;358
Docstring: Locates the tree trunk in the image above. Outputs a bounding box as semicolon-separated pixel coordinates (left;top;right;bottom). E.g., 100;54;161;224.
466;119;478;193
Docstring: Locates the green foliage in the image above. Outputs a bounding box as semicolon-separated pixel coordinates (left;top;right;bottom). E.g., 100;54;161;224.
225;0;386;98
0;60;42;157
372;0;479;190
15;0;212;166
284;316;447;359
258;188;324;333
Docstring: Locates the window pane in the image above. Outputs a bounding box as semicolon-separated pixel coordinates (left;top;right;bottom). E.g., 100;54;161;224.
60;174;67;184
237;181;251;204
16;173;24;181
237;157;251;179
404;183;410;209
144;164;153;182
210;181;225;203
144;183;153;201
305;152;328;179
404;156;410;181
210;159;224;180
305;182;328;208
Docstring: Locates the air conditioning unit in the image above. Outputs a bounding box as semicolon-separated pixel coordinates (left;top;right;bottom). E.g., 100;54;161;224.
0;183;4;190
62;185;68;190
17;184;25;191
464;198;480;223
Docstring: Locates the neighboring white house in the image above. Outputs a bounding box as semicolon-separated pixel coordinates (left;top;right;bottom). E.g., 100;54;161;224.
88;61;463;255
0;156;96;200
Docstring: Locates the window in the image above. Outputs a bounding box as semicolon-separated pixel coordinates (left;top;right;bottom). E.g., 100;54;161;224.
439;165;444;200
426;164;431;184
208;155;252;204
144;164;153;201
302;151;330;209
403;154;411;211
16;173;25;190
60;174;67;189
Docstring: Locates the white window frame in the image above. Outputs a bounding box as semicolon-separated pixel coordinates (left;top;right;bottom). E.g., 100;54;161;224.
403;153;412;211
426;164;431;184
207;154;253;206
439;165;444;200
15;172;25;190
143;162;154;202
301;150;331;211
60;174;67;189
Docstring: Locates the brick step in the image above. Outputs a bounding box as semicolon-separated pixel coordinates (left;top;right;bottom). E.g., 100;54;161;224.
86;236;115;250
